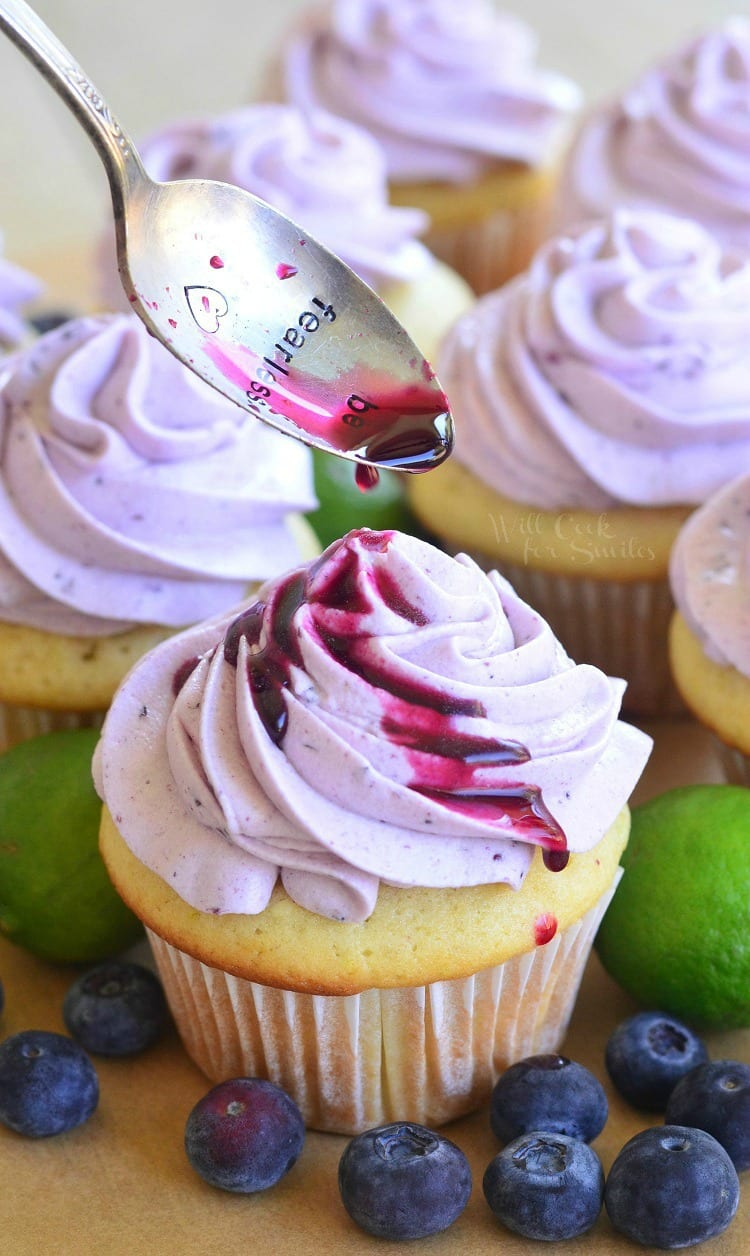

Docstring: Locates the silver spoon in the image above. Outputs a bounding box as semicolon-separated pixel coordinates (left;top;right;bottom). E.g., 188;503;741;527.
0;0;453;476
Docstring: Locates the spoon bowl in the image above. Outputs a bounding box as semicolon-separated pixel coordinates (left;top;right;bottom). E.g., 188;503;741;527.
0;0;453;472
122;174;453;469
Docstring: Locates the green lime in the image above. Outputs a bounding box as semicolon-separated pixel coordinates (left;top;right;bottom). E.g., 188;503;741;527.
306;448;423;548
0;729;143;964
595;785;750;1029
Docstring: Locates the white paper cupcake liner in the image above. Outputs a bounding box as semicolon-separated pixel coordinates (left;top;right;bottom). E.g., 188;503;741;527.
422;196;551;297
0;702;104;752
465;554;684;717
146;874;619;1135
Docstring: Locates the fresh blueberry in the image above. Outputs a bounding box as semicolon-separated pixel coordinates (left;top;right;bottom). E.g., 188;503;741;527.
490;1054;607;1144
605;1011;709;1110
605;1125;740;1248
185;1077;305;1193
338;1121;472;1240
665;1059;750;1172
483;1131;604;1240
62;961;168;1056
0;1030;99;1137
29;309;75;335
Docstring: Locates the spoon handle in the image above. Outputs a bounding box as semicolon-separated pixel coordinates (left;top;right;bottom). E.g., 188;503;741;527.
0;0;147;214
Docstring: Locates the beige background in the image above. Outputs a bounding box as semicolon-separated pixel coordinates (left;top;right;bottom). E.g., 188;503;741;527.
0;0;742;267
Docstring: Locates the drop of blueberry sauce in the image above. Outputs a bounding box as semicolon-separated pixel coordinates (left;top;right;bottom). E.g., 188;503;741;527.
355;463;380;492
534;912;558;945
192;531;568;854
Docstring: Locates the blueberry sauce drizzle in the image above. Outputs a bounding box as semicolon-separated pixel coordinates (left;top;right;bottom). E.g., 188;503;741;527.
543;849;570;872
355;463;380;492
172;655;201;697
203;338;451;473
534;912;558;946
213;531;567;853
222;575;307;744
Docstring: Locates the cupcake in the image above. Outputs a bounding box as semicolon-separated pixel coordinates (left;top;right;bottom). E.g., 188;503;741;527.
669;473;750;785
98;102;473;362
553;19;750;249
94;527;651;1134
0;312;316;749
264;0;581;295
0;233;43;353
407;208;750;715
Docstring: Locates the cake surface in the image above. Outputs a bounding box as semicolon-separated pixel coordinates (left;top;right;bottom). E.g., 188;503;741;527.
0;621;172;711
670;612;750;756
409;457;688;581
100;803;629;994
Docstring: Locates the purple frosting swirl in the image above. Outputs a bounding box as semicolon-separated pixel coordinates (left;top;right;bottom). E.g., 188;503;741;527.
441;209;750;509
555;19;750;248
98;103;432;307
94;529;651;922
265;0;581;182
0;314;315;635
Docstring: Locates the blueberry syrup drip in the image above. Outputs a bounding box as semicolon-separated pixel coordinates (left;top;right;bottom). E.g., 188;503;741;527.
218;531;566;850
310;535;561;844
311;541;373;616
320;629;484;718
543;849;570;872
172;655;201;697
534;912;558;945
222;574;306;743
373;566;428;625
354;407;452;473
223;603;265;668
202;340;452;473
351;530;392;553
384;726;529;768
416;785;566;848
355;463;380;492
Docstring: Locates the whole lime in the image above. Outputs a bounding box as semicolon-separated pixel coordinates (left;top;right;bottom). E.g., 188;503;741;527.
0;729;142;963
306;448;422;548
595;785;750;1029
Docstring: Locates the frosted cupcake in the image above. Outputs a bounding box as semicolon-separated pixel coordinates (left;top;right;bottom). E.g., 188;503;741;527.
0;313;316;749
408;208;750;714
553;19;750;249
95;527;651;1134
98;103;473;361
0;234;43;353
264;0;581;294
670;473;750;785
